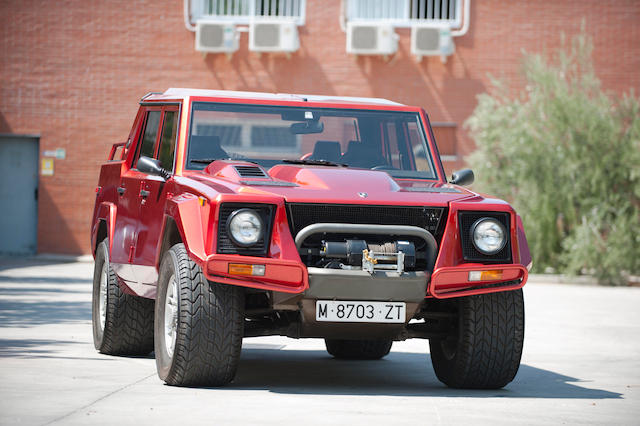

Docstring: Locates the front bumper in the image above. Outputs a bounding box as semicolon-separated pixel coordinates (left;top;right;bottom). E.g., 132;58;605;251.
304;267;428;302
429;263;528;298
203;255;528;299
204;254;307;293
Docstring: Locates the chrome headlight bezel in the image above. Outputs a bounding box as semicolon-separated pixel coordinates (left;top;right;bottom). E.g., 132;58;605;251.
470;217;507;255
226;208;264;247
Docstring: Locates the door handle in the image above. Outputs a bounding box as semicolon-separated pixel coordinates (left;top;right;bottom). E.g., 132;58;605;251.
117;186;126;195
140;189;150;198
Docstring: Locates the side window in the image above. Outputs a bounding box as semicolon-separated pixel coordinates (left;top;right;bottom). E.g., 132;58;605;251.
158;111;178;170
135;110;161;168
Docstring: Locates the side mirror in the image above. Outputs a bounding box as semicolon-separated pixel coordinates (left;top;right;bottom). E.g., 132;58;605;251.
137;156;170;180
450;168;474;186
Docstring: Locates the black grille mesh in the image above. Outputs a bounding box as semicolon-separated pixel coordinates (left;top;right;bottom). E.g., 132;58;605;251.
287;203;445;242
217;203;274;256
459;211;511;263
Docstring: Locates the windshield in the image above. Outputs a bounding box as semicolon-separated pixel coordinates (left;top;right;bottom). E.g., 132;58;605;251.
187;101;437;179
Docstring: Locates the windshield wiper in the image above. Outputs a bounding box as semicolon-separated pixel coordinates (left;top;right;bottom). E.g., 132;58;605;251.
190;158;258;165
281;159;346;167
190;158;220;164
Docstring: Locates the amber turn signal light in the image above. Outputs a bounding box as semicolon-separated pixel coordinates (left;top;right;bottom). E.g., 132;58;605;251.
228;263;265;276
468;270;503;282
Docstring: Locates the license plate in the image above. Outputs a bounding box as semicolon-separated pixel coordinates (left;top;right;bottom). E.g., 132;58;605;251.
315;300;406;323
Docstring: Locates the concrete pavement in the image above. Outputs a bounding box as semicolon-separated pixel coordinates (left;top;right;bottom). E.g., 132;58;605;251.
0;258;639;425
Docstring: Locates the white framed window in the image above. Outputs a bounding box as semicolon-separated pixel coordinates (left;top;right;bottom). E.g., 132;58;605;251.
188;0;306;26
346;0;461;27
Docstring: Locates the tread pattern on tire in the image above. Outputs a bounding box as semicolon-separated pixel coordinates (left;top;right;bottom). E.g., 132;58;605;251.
325;339;393;360
95;240;154;356
430;289;525;389
163;243;244;387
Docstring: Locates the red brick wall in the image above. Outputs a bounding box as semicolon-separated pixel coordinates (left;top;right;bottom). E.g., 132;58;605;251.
1;0;638;254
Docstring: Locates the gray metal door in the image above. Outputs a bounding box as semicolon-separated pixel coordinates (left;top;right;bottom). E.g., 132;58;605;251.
0;136;39;255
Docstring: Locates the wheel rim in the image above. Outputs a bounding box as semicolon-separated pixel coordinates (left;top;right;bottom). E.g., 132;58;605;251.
164;274;179;358
99;262;108;331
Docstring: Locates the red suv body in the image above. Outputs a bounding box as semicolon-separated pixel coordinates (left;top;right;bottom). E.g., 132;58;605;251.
90;88;531;389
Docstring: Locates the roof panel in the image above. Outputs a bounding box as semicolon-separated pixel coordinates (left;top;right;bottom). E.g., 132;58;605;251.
144;88;405;107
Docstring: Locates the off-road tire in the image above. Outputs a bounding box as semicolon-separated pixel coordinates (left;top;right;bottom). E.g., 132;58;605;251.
155;243;244;387
325;339;393;360
429;289;525;389
91;239;154;356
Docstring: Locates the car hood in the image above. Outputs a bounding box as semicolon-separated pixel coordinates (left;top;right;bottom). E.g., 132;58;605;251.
180;162;477;206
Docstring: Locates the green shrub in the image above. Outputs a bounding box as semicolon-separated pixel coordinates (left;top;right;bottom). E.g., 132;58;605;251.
465;32;640;285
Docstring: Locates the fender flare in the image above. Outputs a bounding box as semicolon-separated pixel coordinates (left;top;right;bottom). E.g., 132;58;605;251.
92;202;117;256
516;214;532;271
159;194;208;267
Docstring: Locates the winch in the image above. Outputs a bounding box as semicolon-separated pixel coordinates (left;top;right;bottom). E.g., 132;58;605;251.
320;239;416;274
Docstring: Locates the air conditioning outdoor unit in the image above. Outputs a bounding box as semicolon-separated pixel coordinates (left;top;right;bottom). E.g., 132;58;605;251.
249;20;299;53
411;23;455;61
346;22;398;56
195;20;239;54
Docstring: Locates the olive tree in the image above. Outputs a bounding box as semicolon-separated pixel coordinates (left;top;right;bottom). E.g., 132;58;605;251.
465;32;640;285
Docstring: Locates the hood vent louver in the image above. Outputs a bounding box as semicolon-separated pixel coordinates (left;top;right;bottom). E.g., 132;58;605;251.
234;165;268;178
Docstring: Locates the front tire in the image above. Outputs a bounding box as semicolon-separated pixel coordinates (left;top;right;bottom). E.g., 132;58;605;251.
91;238;154;356
429;289;525;389
325;339;393;360
155;243;244;387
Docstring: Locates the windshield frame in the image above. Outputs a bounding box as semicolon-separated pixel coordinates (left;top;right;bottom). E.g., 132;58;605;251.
184;99;444;182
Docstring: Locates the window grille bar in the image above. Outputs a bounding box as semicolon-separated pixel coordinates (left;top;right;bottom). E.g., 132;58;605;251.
194;0;306;24
346;0;461;26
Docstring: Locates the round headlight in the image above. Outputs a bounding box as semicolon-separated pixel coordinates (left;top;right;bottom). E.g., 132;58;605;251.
227;209;264;247
471;218;507;255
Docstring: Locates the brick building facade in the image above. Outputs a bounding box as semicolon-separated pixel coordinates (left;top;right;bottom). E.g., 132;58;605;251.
1;0;638;255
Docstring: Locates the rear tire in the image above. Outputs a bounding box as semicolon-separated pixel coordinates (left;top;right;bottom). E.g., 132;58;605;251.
91;239;154;356
325;339;393;360
429;289;525;389
155;243;244;387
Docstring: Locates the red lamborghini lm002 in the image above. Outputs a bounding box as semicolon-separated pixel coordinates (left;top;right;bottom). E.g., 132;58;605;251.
90;88;532;388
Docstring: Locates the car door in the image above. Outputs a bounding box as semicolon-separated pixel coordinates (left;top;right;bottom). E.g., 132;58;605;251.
110;107;162;287
132;106;179;285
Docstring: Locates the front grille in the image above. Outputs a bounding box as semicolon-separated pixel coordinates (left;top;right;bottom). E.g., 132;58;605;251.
459;211;511;263
253;23;280;47
287;203;445;244
352;26;377;50
415;27;440;51
200;24;223;47
217;203;274;256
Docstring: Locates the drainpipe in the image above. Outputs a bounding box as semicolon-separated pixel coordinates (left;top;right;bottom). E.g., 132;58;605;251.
451;0;470;37
184;0;196;31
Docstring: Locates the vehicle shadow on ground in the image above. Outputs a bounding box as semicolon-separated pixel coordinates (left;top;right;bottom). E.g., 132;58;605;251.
232;348;622;399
